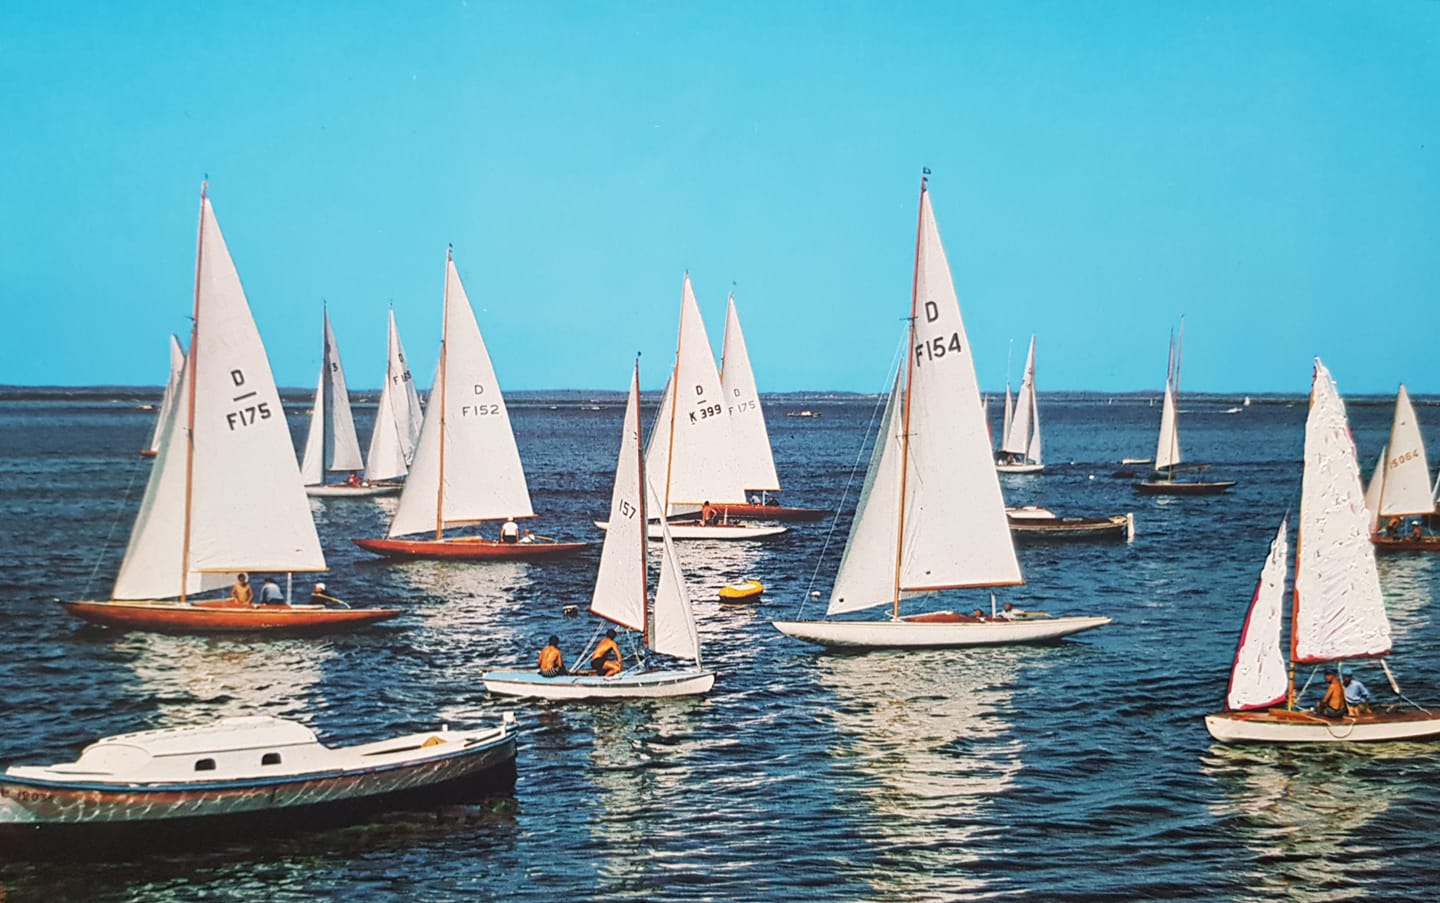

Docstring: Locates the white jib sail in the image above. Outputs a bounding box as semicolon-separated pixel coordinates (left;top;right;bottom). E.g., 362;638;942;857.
828;369;907;616
590;366;648;633
645;274;747;510
651;517;701;662
1377;384;1435;517
1224;517;1290;711
1363;445;1386;533
145;334;185;454
389;255;535;538
115;194;325;599
901;187;1022;592
999;385;1014;451
720;293;781;493
1292;359;1391;662
300;312;365;484
1001;334;1039;463
365;310;424;482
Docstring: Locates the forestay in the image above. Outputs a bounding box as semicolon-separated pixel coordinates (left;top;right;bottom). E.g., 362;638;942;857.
1292;359;1391;663
1224;518;1289;711
388;255;534;538
114;195;325;600
364;310;424;482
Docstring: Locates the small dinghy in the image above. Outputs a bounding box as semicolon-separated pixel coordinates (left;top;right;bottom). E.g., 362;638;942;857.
718;580;763;604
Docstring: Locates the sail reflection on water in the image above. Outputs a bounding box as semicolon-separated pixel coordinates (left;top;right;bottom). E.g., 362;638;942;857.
815;649;1025;896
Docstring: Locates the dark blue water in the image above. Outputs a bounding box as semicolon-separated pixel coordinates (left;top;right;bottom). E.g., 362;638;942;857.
2;388;1438;901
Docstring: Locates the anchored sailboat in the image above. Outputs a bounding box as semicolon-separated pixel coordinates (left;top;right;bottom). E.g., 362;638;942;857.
1133;321;1235;495
353;250;587;561
995;334;1042;473
597;276;785;541
772;177;1110;650
61;185;401;633
139;335;185;458
483;360;714;699
300;309;398;498
1205;359;1440;743
1366;384;1440;552
363;309;424;485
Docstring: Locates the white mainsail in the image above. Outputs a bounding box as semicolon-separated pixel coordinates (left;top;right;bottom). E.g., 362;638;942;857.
299;311;365;485
114;192;325;600
1154;332;1182;472
644;275;747;512
364;310;424;482
719;293;781;493
1292;359;1391;663
901;186;1022;594
1000;334;1040;465
144;335;185;455
387;253;534;539
589;366;648;633
999;386;1014;450
1376;385;1435;518
1224;518;1290;711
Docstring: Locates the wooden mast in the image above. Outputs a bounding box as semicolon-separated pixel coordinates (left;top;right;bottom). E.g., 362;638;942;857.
634;356;651;650
891;174;927;620
178;181;206;605
660;276;686;520
434;247;452;541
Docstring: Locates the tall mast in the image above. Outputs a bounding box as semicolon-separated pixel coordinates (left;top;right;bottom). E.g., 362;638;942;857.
320;304;331;479
434;247;452;540
1170;317;1185;481
178;181;206;604
891;173;927;619
1285;366;1318;709
660;277;686;517
634;356;651;650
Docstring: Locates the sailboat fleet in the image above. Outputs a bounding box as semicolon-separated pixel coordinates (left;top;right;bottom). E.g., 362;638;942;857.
14;174;1440;856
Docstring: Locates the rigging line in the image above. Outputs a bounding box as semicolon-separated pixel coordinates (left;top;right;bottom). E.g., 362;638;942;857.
795;329;910;618
83;454;150;598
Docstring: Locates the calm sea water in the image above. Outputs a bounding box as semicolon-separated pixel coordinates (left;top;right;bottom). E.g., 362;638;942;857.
1;387;1439;901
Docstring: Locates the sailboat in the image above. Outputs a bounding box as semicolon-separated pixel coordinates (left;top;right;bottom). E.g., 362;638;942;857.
299;309;399;498
1133;322;1235;495
1366;384;1440;552
483;360;715;699
994;334;1042;473
352;250;588;561
772;177;1110;650
138;335;185;458
1204;359;1440;743
61;185;402;633
709;292;826;522
363;309;424;485
596;276;785;541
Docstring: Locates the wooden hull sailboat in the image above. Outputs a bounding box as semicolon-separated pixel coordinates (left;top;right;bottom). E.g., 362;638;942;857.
593;519;788;540
700;501;828;522
1133;479;1235;496
59;599;400;633
771;177;1109;652
0;714;516;856
61;185;397;635
1204;361;1440;744
1006;508;1134;542
353;250;587;562
1366;385;1439;553
484;361;714;701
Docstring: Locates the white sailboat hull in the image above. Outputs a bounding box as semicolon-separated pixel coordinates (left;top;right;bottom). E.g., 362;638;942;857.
1204;710;1440;744
481;668;715;700
593;521;787;540
771;614;1111;649
995;462;1044;474
305;483;401;498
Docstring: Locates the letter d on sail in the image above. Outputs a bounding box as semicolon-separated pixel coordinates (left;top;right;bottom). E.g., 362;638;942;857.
924;300;939;323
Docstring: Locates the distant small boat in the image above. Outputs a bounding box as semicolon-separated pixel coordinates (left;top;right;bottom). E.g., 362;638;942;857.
362;309;424;486
1366;384;1440;553
787;410;820;418
1006;507;1133;542
138;335;184;458
1133;320;1236;496
718;579;764;603
994;335;1042;474
0;714;516;855
299;309;400;498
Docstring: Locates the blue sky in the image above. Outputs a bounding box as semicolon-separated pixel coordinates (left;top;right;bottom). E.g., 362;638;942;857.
1;2;1436;394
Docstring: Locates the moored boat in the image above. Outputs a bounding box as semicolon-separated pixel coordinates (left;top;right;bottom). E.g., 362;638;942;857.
1006;507;1134;542
1132;321;1235;495
0;713;516;856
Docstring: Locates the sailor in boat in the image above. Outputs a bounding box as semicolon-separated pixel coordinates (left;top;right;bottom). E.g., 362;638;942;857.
970;608;987;621
1343;673;1374;713
520;529;535;544
228;573;253;607
257;576;286;606
500;517;521;544
346;471;361;487
310;582;348;608
539;635;566;677
591;628;623;677
1314;670;1348;719
1411;521;1424;541
701;500;720;526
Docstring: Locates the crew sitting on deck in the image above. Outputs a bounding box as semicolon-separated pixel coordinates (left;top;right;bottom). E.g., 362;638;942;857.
701;501;720;526
539;635;566;677
520;529;535;544
970;608;987;621
1411;521;1424;541
257;576;286;605
1343;673;1373;713
592;628;622;677
346;471;361;487
1387;517;1402;537
229;573;254;607
500;517;520;543
311;582;347;608
997;602;1018;620
1315;670;1348;719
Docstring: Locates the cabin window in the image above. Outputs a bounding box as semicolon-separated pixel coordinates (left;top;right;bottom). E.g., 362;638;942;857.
261;752;282;766
194;758;216;772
